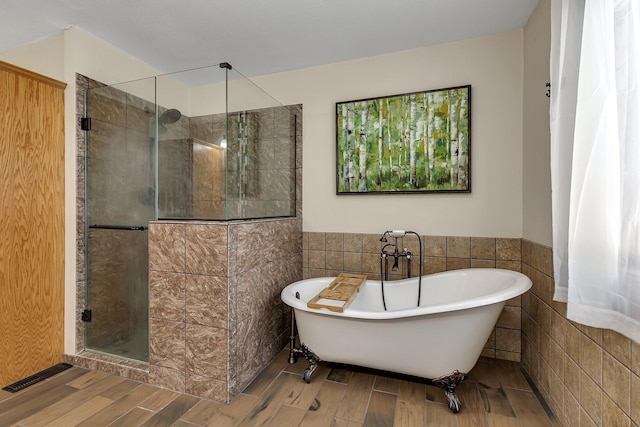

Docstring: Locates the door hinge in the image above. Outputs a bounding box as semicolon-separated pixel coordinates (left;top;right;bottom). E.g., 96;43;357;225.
81;117;92;131
81;309;92;322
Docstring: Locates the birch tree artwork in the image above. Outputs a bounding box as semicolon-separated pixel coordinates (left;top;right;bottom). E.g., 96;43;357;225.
336;85;470;193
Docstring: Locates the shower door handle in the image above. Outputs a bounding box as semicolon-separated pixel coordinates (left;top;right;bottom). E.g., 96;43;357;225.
89;225;148;231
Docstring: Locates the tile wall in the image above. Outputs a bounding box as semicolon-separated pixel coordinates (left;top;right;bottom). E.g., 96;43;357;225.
302;232;524;361
147;219;301;402
522;240;640;427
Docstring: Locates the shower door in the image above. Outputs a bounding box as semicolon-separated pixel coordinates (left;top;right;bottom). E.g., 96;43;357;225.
84;80;156;362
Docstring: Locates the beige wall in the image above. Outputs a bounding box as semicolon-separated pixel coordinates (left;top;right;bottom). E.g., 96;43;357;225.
522;0;553;247
2;26;531;352
252;31;525;238
0;33;65;81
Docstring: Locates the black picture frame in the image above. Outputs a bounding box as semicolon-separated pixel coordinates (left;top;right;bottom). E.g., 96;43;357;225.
336;85;471;194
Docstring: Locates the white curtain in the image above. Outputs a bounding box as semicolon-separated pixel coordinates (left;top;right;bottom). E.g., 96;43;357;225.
550;0;640;343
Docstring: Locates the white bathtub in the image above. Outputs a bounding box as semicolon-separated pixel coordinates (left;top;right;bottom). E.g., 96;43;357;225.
281;268;531;412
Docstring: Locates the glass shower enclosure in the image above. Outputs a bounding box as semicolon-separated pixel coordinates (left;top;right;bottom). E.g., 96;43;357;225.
83;64;295;362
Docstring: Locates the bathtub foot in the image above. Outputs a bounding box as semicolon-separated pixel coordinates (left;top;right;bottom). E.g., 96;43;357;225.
432;370;466;413
291;343;319;383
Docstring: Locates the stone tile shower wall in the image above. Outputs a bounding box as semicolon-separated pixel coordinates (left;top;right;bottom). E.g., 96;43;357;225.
189;106;300;220
521;240;640;427
148;219;301;402
303;232;524;361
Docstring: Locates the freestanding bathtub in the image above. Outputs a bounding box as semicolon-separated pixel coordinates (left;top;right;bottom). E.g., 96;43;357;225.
281;268;531;412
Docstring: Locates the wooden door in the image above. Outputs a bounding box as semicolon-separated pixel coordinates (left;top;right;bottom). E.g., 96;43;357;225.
0;61;65;386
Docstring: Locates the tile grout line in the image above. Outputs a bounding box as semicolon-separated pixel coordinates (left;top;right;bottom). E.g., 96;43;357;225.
518;363;559;424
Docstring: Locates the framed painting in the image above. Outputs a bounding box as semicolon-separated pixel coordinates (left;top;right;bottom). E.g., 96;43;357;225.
336;85;471;194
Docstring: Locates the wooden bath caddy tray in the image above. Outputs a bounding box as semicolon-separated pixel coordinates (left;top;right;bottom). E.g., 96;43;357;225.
307;273;367;312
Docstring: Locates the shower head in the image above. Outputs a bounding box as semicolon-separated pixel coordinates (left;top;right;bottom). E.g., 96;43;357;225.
159;108;182;124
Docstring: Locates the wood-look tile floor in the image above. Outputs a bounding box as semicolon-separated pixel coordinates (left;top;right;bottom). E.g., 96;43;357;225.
0;350;558;426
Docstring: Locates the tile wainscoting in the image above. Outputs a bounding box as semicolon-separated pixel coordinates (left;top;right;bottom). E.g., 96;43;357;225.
302;232;524;362
145;219;302;402
522;239;640;427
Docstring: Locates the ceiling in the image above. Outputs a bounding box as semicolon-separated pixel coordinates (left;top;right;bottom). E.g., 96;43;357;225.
0;0;539;78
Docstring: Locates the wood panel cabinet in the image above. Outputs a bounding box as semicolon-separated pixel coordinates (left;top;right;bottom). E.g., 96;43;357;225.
0;61;65;386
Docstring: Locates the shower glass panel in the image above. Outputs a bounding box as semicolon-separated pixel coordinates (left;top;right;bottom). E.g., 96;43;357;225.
156;65;228;219
84;77;156;362
156;64;296;220
226;68;296;219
